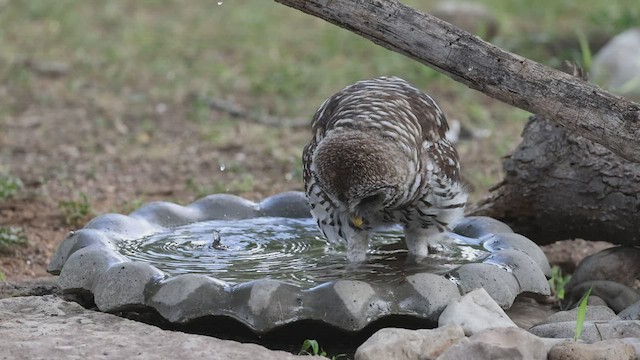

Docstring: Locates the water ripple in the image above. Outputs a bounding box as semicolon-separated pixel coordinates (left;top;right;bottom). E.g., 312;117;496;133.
116;217;489;286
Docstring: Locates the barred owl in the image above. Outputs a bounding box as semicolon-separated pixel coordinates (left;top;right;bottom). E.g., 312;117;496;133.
303;77;467;262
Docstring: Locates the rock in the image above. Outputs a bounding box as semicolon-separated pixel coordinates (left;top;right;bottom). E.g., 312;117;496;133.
541;239;613;274
0;295;312;360
438;327;547;360
505;296;557;329
620;338;640;358
431;1;499;39
566;280;640;313
530;320;640;342
439;288;517;335
548;339;635;360
591;28;640;101
452;263;520;308
564;246;640;312
354;325;465;360
586;295;609;307
567;246;640;291
619;300;640;320
539;305;619;325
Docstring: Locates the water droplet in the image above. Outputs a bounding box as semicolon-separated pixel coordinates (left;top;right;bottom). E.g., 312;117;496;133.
467;67;473;71
217;1;223;4
219;163;226;171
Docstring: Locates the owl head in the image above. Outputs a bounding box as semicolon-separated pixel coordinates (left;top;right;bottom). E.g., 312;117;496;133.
312;129;411;221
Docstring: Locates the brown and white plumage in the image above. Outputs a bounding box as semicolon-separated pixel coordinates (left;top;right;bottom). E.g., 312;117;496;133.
303;77;467;261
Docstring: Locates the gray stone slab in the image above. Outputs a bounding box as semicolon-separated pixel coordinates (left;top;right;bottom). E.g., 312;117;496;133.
438;327;547;360
439;288;517;336
539;305;619;325
0;295;311;360
355;325;465;360
530;320;640;342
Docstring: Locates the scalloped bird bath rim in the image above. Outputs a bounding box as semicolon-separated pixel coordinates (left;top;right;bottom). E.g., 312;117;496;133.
48;191;551;334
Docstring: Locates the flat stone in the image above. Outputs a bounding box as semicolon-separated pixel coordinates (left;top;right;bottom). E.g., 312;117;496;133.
439;288;517;336
539;305;619;325
452;216;513;238
530;320;640;342
620;338;640;358
0;295;310;360
548;339;635;360
354;325;465;360
438;327;547;360
619;300;640;320
505;297;557;330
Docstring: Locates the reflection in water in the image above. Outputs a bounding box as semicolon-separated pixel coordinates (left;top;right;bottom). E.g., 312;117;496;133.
117;217;489;287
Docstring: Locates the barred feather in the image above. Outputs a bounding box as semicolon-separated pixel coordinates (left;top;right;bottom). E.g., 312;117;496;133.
303;77;467;261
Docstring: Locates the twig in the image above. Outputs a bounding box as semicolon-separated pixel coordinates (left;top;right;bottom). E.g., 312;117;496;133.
206;97;309;128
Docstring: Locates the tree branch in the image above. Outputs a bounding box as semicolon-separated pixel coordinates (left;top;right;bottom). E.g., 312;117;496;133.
273;0;640;162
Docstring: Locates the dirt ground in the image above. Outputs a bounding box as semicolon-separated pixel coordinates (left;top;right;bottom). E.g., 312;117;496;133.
0;74;311;280
0;75;612;281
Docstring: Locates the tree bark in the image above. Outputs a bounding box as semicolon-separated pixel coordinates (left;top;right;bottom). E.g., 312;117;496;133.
273;0;640;162
471;114;640;245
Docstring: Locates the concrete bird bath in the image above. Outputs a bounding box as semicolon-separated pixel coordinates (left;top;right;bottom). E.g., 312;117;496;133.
48;191;550;334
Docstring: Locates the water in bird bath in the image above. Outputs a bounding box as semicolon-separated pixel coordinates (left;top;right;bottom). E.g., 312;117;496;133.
117;217;490;287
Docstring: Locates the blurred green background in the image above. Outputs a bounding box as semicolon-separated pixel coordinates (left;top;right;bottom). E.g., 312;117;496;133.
0;0;637;198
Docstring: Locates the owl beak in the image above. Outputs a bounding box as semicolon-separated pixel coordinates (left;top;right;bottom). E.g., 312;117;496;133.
351;215;364;229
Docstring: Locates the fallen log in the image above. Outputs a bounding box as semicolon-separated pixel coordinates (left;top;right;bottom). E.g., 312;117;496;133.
273;0;640;162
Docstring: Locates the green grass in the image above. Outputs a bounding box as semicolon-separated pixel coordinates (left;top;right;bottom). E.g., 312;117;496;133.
298;339;346;359
0;0;636;198
0;173;23;202
0;226;28;254
574;286;592;341
548;265;572;301
58;192;94;228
